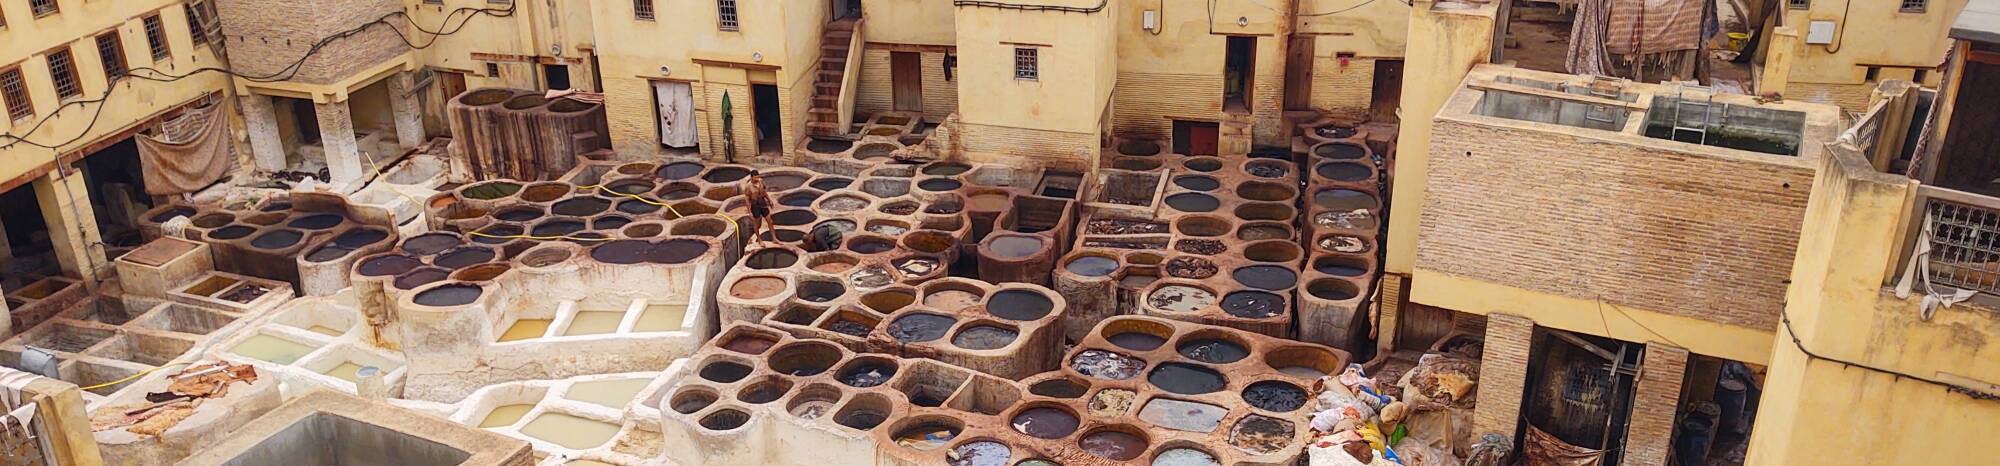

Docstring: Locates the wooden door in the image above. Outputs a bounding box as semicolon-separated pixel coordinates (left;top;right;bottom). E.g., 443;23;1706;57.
1190;124;1219;156
1284;36;1315;111
439;71;467;100
891;52;923;113
1370;59;1404;122
654;81;698;148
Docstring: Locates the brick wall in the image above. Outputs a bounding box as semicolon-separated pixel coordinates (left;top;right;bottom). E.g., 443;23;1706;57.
1790;81;1874;115
601;76;664;158
855;48;960;123
1623;344;1689;466
1312;56;1377;121
1417;118;1813;330
1111;72;1222;139
697;81;760;162
216;0;407;84
1474;313;1533;439
957;122;1097;171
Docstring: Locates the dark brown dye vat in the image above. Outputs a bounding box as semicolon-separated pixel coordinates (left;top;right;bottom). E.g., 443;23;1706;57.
699;361;753;382
250;230;304;249
780;192;822;207
433;247;496;269
1313;189;1377;211
647;239;711;264
798;281;845;302
1148;363;1227;395
592;240;652;264
1079;430;1147;461
745;249;799;269
333;229;389;248
987;290;1053;321
149;206;197;222
286;214;344;230
887;313;955;343
704;166;751;183
1178;339;1249;364
305;245;352;262
952;325;1018;350
923;163;971;176
1315;142;1367;160
473;225;523;244
493;206;544;222
722;334;778;354
412;284;483;306
593;216;632;230
616;199;662;214
393;267;451;290
531;220;586;237
1174;175;1221;191
1164;193;1220;213
357;255;421;276
655;161;705;180
402;234;464;255
462;181;522;200
1232;265;1297;290
1221;290;1287;318
809;177;853;191
207;225;256;240
1242;380;1308;412
807;137;854;153
836;361;897;388
551;197;611;216
1012;407;1080;439
1317;162;1372;182
1316;125;1357;139
772;210;818;226
1029;379;1088;398
918;179;962;191
1108;332;1166;351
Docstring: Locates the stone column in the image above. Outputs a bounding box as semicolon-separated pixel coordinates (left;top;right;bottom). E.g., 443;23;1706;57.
1473;312;1533;442
1623;344;1690;466
388;72;426;149
315;100;364;189
32;169;106;281
240;93;288;172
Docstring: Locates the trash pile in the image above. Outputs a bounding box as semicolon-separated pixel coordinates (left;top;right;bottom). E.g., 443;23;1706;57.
1306;351;1481;466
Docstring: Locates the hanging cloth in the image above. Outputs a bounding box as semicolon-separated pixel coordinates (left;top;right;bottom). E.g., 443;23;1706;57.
136;102;233;195
1606;0;1705;55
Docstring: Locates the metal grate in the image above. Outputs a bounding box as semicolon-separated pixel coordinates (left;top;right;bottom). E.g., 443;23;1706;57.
1925;197;2000;294
717;0;738;30
96;32;126;80
185;2;209;45
144;15;169;61
46;49;80;100
1900;0;1926;12
1788;0;1809;8
635;0;654;20
1015;47;1038;80
28;0;55;17
1;67;30;121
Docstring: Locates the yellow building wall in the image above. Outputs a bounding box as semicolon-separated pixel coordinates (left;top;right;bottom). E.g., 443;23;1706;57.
1300;0;1410;119
854;48;958;123
861;0;956;46
409;0;598;91
1779;0;1965;111
0;0;233;191
1382;0;1495;275
953;1;1117;168
1748;143;2000;464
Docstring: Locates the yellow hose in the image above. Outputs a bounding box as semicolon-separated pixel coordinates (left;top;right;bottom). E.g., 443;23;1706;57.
79;362;188;391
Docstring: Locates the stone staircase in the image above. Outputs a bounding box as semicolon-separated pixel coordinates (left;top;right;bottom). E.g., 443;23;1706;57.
806;19;860;137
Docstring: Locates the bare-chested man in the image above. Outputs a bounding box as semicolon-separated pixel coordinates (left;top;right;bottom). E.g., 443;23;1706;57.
743;170;777;245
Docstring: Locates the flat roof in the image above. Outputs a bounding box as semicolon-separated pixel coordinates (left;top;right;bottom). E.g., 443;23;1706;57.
1951;0;2000;44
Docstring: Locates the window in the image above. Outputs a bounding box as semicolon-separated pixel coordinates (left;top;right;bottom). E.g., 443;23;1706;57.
29;0;56;17
635;0;655;20
185;1;211;45
144;14;170;61
1900;0;1925;12
717;0;738;31
1014;48;1038;81
1;67;31;122
1788;0;1808;9
485;62;501;77
96;32;127;80
47;48;80;100
423;0;442;4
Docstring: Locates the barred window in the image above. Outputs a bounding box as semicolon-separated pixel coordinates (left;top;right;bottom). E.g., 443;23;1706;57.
97;32;127;80
486;62;501;77
1900;0;1925;12
1788;0;1808;9
29;0;57;17
718;0;738;31
144;15;170;61
424;0;442;4
48;48;80;100
635;0;655;20
1014;48;1038;81
186;1;211;45
1;67;31;122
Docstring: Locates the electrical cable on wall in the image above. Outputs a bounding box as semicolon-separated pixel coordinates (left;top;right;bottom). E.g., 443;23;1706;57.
953;0;1107;13
0;4;515;152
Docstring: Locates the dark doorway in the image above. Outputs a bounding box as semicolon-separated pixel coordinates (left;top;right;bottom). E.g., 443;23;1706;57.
1172;120;1220;156
1224;36;1257;114
1370;59;1404;122
79;138;152;249
285;97;321;145
0;182;50;260
543;64;571;91
1284;36;1315;111
1524;329;1641;466
892;52;923;112
833;0;862;19
751;83;781;155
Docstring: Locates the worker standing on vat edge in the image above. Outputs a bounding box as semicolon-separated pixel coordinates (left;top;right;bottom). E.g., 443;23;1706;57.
743;170;778;245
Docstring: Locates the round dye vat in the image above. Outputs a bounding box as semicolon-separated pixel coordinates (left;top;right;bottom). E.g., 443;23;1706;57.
472;225;522;244
304;245;352;262
1313;258;1368;276
1065;256;1119;277
357;255;421;276
1228;415;1296;454
848;239;895;254
1153;448;1222;466
402;233;464;255
781;192;824;207
923;163;972;176
808;220;857;252
531;221;587;238
655;161;704;180
617;199;662;214
985;236;1045;259
286;214;344;230
1148;285;1217;313
434;247;496;269
704;166;751;183
461;181;522;199
1079;430;1146;461
772;209;818;226
1029;379;1088;398
890;422;960;450
952;325;1018;350
1313;189;1377;211
1232;266;1297;290
1148;362;1228;395
551;197;610;216
918;179;962;191
594;216;632;230
591;240;652;264
1164;193;1220;213
1316;161;1372;181
1119;140;1162;156
149;206;197;222
1242;380;1308;412
700;409;750;431
1071;350;1146;380
745;249;799;269
1308;279;1360;300
798;281;845;302
1011;407;1080;439
1245;161;1290;178
208;225;256;240
413;284;482;307
810;177;853;191
606;180;654;195
1316;125;1358;139
1221;291;1286;318
947;441;1010;466
837;361;897;387
1315;142;1367;160
807;137;854;153
1108;332;1167;351
1183;158;1222;172
648;239;711;264
1178;338;1249;364
986;290;1054;321
334;229;389;248
1173;175;1221;191
698;361;752;382
250;230;304;249
493;207;542;222
394;268;450;290
764;173;807;191
887;314;956;343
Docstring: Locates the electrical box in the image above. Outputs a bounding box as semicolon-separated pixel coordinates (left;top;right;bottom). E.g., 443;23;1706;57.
1806;20;1837;45
1143;10;1158;32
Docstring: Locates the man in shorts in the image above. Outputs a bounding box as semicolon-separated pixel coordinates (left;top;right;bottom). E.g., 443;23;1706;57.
743;170;776;245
